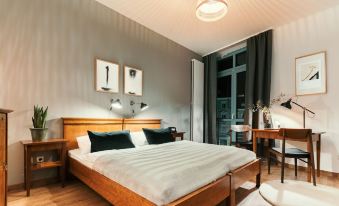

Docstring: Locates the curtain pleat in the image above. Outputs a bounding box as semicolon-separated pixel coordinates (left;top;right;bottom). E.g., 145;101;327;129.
245;30;273;156
245;30;273;128
203;53;217;144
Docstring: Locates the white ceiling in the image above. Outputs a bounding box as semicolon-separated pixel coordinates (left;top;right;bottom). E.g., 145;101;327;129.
96;0;339;56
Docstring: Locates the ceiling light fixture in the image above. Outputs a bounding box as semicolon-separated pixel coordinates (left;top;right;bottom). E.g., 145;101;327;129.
196;0;228;22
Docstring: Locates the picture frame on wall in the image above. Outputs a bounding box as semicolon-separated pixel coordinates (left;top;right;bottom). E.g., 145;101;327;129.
95;58;119;93
295;51;327;96
124;65;143;96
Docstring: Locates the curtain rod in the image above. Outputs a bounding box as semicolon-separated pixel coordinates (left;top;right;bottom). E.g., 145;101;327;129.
202;27;273;57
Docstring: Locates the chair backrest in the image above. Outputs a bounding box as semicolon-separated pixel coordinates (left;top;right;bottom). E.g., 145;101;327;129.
278;128;312;142
230;125;251;133
230;125;251;143
278;128;316;186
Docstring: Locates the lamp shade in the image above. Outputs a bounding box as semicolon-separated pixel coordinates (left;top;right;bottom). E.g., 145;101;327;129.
280;99;292;110
110;99;122;109
140;102;149;111
196;0;228;22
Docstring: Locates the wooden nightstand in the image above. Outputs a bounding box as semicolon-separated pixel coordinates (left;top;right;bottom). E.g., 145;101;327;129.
171;132;185;141
21;138;67;196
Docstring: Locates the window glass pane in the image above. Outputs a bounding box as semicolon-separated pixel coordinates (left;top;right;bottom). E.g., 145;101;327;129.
217;75;231;98
235;51;246;66
217;98;231;119
217;56;233;72
236;71;246;119
217;120;231;145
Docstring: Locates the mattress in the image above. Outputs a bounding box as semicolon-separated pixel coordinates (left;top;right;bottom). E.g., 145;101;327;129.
68;149;94;169
69;140;256;205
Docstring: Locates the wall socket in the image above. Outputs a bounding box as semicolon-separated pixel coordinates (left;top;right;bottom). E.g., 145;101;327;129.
36;156;44;163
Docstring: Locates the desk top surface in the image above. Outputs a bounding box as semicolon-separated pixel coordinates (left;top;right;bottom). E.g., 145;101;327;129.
0;108;13;113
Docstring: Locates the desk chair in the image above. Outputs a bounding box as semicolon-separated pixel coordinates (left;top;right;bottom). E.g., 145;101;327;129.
267;128;316;186
229;125;252;150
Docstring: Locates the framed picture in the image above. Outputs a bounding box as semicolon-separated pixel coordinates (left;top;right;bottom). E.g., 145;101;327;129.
295;51;327;96
95;58;119;93
124;65;143;96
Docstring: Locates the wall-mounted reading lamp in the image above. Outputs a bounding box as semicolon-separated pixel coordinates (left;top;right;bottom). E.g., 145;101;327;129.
130;100;149;111
110;98;122;110
280;98;315;128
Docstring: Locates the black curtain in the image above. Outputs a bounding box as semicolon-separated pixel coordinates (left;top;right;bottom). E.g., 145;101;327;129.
245;30;273;128
245;30;273;156
203;53;217;144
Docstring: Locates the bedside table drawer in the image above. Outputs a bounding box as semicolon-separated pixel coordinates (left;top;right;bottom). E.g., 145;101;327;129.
28;143;65;152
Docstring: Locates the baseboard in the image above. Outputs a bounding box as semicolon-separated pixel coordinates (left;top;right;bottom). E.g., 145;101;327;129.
283;163;339;177
8;177;60;191
267;160;339;177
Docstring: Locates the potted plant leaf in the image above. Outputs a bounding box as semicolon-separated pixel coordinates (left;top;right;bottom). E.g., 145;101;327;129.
30;105;48;141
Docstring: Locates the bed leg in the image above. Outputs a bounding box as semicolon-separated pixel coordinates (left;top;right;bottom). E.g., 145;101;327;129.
227;175;236;206
226;189;236;206
256;172;261;188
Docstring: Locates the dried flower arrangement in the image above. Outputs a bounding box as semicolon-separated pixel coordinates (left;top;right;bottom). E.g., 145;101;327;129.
250;93;286;127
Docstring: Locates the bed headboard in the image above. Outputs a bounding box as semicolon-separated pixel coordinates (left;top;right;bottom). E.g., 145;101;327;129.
123;119;161;132
63;118;123;150
63;117;161;150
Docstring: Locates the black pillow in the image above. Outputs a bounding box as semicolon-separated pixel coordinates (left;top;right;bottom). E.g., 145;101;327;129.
142;128;174;144
87;130;135;152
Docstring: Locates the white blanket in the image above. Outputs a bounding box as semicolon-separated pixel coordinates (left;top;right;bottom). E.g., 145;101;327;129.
92;140;256;205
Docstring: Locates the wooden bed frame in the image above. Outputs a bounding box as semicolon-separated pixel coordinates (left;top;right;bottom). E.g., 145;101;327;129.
63;117;260;206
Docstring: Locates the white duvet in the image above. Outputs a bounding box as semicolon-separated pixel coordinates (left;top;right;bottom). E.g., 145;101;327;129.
91;140;256;205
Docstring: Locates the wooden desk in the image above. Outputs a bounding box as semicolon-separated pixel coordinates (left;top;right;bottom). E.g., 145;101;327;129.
21;138;67;196
252;129;323;179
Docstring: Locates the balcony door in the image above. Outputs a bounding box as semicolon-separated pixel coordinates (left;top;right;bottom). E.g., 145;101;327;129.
216;48;247;145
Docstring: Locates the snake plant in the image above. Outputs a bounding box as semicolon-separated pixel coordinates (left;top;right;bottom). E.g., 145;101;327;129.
32;105;48;128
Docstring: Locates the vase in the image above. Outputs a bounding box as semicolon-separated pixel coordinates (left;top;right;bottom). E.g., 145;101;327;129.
30;128;48;141
263;112;272;128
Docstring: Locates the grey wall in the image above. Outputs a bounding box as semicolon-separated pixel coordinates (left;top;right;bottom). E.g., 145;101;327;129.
0;0;201;185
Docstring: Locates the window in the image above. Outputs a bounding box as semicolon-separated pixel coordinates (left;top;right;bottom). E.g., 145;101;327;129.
216;48;247;145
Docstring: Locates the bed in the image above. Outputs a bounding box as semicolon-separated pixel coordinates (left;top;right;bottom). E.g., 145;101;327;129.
63;117;261;206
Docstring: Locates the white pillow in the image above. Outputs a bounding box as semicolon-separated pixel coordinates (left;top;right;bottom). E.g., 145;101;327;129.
76;135;91;154
130;131;148;147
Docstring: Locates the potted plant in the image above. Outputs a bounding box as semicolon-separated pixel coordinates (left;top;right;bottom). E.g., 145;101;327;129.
30;105;48;141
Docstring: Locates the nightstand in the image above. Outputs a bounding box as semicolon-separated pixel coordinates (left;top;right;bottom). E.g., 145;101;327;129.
21;138;67;196
171;132;185;141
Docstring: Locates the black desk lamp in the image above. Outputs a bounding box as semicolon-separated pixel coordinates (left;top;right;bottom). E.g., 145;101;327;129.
280;99;315;128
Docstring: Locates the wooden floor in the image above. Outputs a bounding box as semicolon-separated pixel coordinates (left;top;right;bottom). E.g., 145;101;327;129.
8;163;339;206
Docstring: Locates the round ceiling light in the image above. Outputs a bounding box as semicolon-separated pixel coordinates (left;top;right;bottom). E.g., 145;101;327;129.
196;0;228;22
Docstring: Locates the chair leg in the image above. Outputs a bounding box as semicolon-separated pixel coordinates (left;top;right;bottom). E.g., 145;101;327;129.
281;155;285;183
294;158;298;177
268;152;271;174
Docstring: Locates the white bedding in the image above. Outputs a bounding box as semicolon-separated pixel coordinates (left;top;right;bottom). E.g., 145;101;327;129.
71;140;256;205
69;149;94;168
